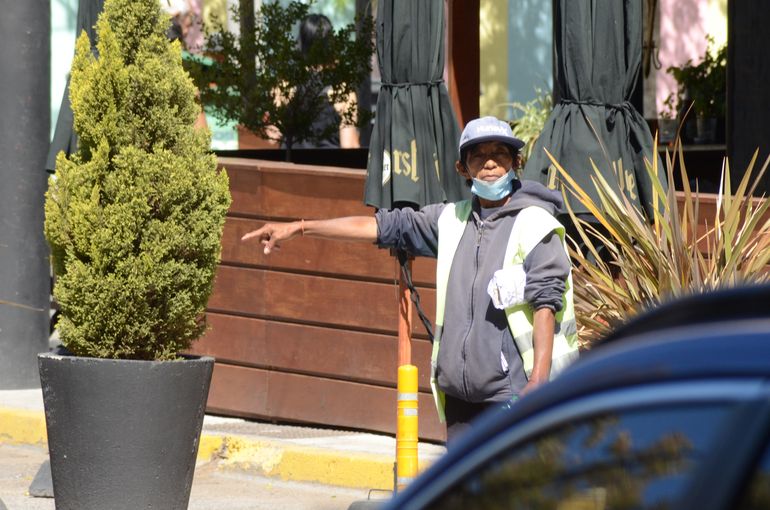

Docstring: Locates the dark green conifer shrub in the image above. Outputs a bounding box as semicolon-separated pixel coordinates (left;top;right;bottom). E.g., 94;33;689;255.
44;0;231;360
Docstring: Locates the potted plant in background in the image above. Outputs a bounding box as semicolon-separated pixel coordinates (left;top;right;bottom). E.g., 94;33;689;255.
667;37;727;144
657;93;678;144
506;87;553;170
41;0;231;508
186;0;374;161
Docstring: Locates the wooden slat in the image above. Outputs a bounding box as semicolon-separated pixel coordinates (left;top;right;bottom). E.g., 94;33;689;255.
209;266;437;337
190;313;433;391
672;192;770;252
223;217;437;286
222;159;373;219
206;363;446;442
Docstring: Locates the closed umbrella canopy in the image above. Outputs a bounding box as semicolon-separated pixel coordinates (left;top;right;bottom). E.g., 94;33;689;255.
364;0;469;209
46;0;105;173
523;0;665;218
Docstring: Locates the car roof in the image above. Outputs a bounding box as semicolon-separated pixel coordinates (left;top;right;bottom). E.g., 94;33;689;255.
599;282;770;343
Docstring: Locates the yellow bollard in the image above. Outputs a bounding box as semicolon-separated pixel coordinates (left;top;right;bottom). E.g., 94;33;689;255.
396;364;418;492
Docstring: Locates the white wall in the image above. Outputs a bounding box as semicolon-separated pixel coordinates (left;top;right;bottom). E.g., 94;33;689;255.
50;0;78;140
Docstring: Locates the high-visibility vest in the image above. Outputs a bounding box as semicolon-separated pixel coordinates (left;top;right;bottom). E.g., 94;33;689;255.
431;201;579;421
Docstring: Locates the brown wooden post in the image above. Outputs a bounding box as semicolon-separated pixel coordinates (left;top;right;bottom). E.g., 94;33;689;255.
447;0;480;127
398;259;413;366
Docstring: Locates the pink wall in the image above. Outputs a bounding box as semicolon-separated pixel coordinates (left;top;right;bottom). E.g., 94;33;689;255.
657;0;710;116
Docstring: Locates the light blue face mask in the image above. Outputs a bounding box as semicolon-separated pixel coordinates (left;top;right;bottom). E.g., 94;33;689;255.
471;171;515;201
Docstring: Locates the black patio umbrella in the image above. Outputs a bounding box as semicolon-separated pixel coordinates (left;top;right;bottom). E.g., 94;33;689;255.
362;1;468;469
364;0;469;209
46;0;105;173
522;0;665;219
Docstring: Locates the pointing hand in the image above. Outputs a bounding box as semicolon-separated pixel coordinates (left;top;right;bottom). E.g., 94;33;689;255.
241;221;301;255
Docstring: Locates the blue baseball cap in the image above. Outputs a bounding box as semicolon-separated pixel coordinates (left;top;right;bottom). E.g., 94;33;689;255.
458;116;525;157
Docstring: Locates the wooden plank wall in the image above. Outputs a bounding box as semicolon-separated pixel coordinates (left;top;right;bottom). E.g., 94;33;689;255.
188;156;737;444
188;157;446;441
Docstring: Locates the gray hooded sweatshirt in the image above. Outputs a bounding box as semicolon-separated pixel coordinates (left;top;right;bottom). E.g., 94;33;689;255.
376;179;570;403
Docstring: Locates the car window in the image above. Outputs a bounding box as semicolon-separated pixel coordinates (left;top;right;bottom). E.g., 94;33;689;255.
430;404;732;510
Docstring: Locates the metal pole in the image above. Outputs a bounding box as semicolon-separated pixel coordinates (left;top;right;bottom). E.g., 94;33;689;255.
0;0;51;388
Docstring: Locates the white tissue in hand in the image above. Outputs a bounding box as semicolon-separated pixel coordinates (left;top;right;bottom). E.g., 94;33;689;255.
487;265;527;309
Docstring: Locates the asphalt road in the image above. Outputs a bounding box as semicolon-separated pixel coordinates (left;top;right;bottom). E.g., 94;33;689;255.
0;443;388;510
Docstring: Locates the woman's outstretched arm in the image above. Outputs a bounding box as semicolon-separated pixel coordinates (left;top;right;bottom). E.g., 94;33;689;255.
241;216;377;254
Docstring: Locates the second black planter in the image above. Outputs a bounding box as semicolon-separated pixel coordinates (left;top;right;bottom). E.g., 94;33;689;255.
38;352;214;510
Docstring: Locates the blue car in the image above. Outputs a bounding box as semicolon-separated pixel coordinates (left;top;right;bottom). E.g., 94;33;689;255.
382;284;770;510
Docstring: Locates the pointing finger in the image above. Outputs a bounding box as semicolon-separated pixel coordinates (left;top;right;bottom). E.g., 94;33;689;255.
242;225;269;242
241;230;259;242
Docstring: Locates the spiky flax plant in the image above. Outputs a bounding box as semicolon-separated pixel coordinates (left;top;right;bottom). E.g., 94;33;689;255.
549;138;770;346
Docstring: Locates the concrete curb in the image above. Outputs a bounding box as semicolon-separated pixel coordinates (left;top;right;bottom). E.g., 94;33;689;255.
0;406;422;491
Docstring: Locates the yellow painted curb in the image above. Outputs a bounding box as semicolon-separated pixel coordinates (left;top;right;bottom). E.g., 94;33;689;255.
216;436;397;490
196;434;225;462
0;406;433;490
0;407;47;446
0;407;225;463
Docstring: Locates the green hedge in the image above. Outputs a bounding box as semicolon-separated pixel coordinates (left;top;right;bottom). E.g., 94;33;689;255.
45;0;231;360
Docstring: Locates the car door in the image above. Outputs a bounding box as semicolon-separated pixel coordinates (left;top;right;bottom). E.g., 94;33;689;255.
395;379;770;510
719;403;770;510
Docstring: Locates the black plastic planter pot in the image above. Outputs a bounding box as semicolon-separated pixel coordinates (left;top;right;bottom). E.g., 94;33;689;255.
38;352;214;510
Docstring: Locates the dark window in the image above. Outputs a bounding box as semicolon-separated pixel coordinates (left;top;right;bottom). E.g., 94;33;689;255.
430;404;731;510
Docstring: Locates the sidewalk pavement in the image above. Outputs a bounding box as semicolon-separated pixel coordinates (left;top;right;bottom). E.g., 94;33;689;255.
0;389;446;492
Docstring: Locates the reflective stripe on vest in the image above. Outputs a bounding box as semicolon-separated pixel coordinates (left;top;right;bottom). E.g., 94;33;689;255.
501;206;579;379
430;202;579;422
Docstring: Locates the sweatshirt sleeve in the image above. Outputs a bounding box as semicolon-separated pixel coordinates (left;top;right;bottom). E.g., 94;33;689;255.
375;203;446;258
523;232;570;312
